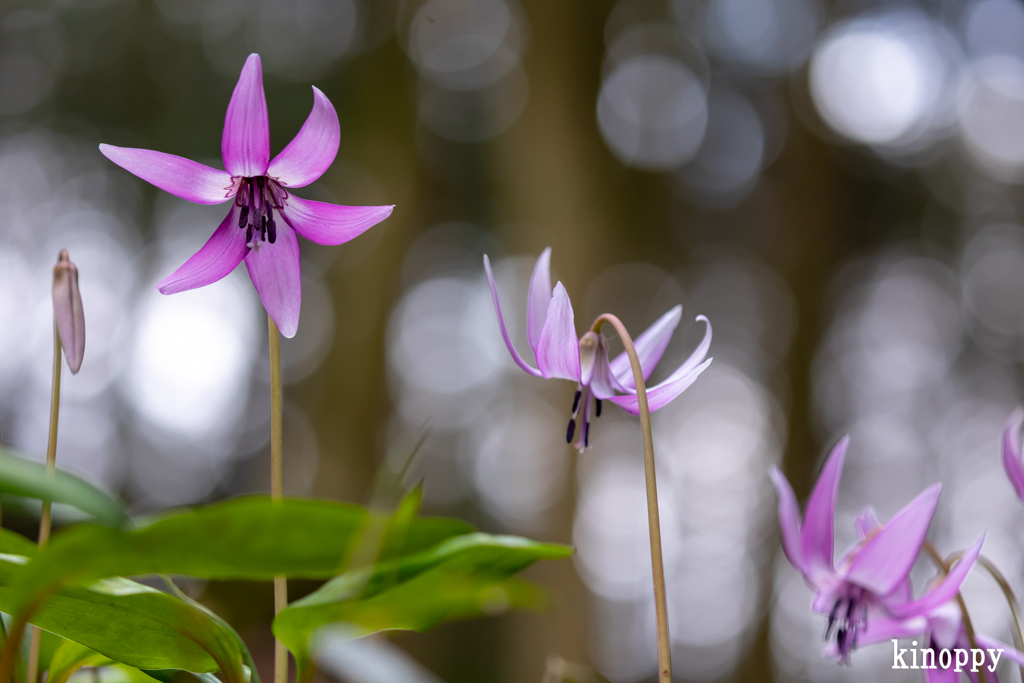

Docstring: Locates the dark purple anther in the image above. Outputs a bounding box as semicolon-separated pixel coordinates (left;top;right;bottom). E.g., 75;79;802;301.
566;419;576;443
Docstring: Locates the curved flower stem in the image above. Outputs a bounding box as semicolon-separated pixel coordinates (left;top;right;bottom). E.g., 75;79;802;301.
269;316;288;683
591;314;671;683
922;542;989;683
26;325;62;683
944;549;1024;682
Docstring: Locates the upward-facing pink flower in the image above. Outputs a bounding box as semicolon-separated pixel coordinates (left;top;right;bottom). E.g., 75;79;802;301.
99;53;393;337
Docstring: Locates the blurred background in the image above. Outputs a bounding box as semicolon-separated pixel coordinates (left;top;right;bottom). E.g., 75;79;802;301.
1;0;1024;681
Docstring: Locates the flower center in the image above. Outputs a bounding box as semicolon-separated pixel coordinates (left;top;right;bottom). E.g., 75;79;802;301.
235;176;288;251
826;587;869;664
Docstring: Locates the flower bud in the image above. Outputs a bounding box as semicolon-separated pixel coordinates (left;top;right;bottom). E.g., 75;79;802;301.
52;249;85;374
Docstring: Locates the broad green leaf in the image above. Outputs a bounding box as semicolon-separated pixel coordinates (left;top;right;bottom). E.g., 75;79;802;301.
0;557;245;683
8;497;472;615
0;529;37;557
48;641;112;683
0;449;125;526
273;533;573;681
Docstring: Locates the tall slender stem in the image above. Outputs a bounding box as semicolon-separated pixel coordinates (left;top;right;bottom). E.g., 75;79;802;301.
592;314;671;683
26;325;62;683
921;542;989;683
269;316;288;683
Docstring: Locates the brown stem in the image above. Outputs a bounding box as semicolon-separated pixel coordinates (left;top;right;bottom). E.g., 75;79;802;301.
921;542;989;683
26;325;63;683
591;314;671;683
268;316;288;683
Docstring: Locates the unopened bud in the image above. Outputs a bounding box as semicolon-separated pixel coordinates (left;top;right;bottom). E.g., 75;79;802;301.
52;249;85;374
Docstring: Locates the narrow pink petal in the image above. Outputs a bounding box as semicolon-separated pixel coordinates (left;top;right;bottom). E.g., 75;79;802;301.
925;601;962;649
483;255;542;377
222;54;270;178
605;358;712;414
855;506;881;539
976;633;1024;667
99;145;234;205
158;207;249;294
639;315;712;389
888;533;984;619
769;467;807;576
610;305;682;389
800;437;848;584
281;196;393;246
586;335;621;400
526;248;552;355
267;86;340;187
845;484;941;596
244;221;301;338
535;283;581;381
1002;409;1024;502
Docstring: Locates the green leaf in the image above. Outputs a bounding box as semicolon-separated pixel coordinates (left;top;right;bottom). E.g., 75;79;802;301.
273;533;573;681
8;497;473;615
48;641;112;683
0;449;126;526
1;529;38;558
0;557;246;683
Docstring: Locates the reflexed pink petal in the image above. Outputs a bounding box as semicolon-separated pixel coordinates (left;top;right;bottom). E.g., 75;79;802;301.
99;145;234;205
769;467;807;576
606;358;712;414
640;315;712;390
483;255;542;377
845;484;941;596
800;437;848;584
244;221;301;338
526;248;552;355
158;207;249;294
281;196;393;245
535;283;581;381
268;86;340;187
610;305;682;389
889;533;984;619
1002;409;1024;502
222;54;270;177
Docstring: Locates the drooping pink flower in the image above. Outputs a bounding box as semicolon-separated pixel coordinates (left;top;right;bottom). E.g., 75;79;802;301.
823;518;1020;683
770;437;985;664
484;248;712;450
1001;409;1024;503
100;53;393;337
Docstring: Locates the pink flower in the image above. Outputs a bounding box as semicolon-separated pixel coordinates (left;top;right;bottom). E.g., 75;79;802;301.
771;437;985;663
100;54;393;337
1002;409;1024;503
484;248;712;450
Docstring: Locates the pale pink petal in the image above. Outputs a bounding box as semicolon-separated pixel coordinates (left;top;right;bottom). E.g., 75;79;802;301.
1002;409;1024;502
855;506;881;539
926;602;962;650
526;248;552;356
535;283;581;381
976;633;1024;667
483;255;542;377
222;54;270;178
267;86;340;187
610;305;682;389
158;207;249;294
769;467;807;576
281;196;393;245
801;437;848;584
889;533;984;619
845;484;941;596
604;358;712;414
586;335;621;400
244;221;301;338
923;666;959;683
99;145;234;205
